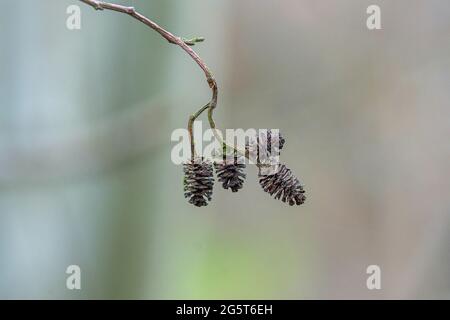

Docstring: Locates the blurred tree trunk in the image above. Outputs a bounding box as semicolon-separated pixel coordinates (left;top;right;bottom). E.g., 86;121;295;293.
0;0;171;299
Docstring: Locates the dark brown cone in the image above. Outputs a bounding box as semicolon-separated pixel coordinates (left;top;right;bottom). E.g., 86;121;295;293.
259;164;306;206
183;157;214;207
214;158;246;193
245;130;285;164
267;129;285;152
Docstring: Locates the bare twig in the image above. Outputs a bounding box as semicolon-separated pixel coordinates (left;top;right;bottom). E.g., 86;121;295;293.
79;0;218;158
79;0;248;161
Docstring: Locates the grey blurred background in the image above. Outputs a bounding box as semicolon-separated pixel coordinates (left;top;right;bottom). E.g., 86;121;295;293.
0;0;449;299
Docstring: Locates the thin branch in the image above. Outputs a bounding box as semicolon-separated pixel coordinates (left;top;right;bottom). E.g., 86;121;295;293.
79;0;249;161
79;0;218;156
187;104;210;158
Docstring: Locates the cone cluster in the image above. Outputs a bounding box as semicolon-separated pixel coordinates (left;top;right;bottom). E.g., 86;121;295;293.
183;130;306;207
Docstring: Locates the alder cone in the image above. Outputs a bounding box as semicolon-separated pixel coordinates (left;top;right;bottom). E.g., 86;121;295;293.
246;130;285;165
183;157;214;207
259;164;306;206
267;129;285;152
214;157;246;192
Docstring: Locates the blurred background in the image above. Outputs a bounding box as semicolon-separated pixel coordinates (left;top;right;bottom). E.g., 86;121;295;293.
1;0;449;299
